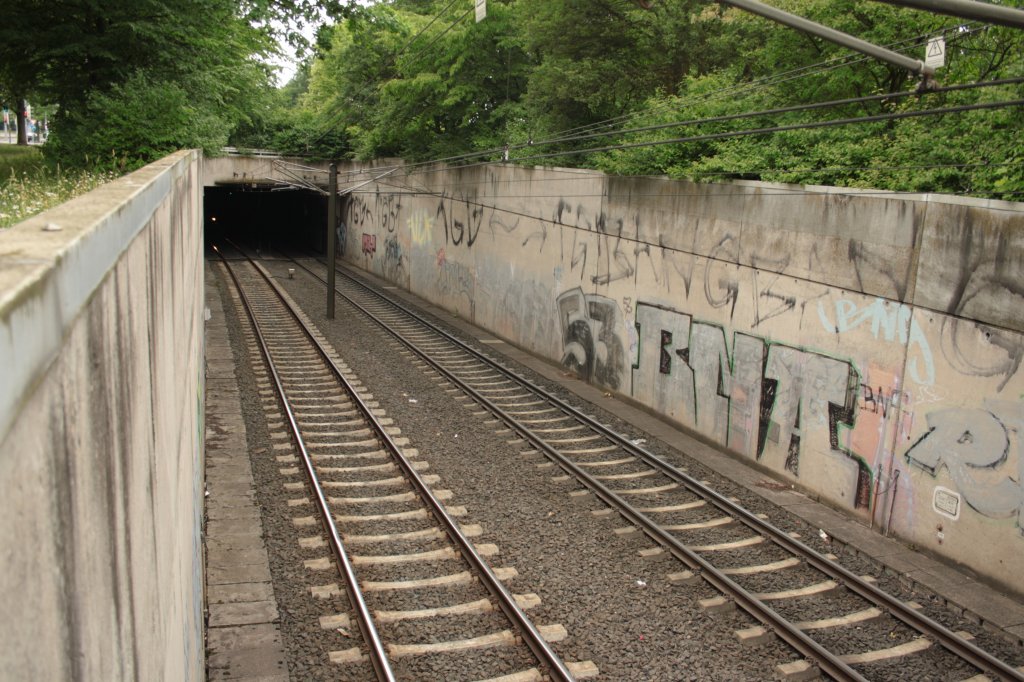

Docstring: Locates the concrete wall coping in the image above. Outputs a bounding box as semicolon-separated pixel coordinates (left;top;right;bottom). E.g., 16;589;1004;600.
608;174;1024;212
0;149;199;443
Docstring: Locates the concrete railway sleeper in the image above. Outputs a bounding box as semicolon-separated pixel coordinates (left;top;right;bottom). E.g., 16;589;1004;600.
213;244;588;682
270;250;1024;682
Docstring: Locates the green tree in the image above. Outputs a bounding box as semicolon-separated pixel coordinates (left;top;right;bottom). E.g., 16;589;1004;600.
0;0;357;168
592;1;1024;198
0;26;39;146
516;0;732;148
295;1;531;161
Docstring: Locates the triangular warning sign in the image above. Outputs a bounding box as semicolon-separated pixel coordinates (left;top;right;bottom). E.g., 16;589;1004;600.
925;37;945;69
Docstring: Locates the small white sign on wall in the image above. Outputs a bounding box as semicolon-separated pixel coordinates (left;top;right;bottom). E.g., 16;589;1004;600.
475;0;486;22
933;486;961;520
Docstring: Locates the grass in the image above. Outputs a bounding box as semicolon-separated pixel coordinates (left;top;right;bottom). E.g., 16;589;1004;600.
0;145;45;178
0;146;117;228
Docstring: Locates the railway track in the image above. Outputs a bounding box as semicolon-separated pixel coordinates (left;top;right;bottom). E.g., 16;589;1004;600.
213;246;597;681
253;249;1024;682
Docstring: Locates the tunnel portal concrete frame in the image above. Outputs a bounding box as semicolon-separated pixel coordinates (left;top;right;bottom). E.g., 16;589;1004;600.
0;150;204;680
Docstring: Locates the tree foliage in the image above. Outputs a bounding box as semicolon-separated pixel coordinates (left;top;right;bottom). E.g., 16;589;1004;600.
4;0;1019;197
591;3;1024;198
281;0;1023;199
0;0;358;168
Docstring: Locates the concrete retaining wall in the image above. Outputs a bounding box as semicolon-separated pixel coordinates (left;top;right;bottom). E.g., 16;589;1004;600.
0;150;205;679
342;163;1024;595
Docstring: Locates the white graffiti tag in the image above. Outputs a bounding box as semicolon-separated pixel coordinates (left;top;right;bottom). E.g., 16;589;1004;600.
818;297;935;385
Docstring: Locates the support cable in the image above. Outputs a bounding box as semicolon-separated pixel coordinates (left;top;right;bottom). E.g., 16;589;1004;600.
511;98;1024;163
870;0;1024;29
310;77;1024;187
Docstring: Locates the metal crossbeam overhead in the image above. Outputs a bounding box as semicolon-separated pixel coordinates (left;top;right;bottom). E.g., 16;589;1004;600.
717;0;934;75
871;0;1024;29
717;0;1024;77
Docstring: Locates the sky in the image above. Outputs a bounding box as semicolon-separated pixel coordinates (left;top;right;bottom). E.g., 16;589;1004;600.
267;24;316;87
267;50;303;87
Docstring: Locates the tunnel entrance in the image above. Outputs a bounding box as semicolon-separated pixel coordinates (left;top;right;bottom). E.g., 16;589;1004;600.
204;182;331;255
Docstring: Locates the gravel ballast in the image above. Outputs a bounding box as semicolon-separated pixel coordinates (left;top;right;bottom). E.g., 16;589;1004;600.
209;254;1024;681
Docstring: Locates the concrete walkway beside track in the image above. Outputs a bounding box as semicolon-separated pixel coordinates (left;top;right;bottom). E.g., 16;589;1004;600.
204;263;290;682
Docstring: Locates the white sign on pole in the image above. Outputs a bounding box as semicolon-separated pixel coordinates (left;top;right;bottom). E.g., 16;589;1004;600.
475;0;486;22
925;37;946;69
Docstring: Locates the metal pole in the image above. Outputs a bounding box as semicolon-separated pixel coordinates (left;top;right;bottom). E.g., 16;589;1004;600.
870;0;1024;30
718;0;933;76
326;163;337;319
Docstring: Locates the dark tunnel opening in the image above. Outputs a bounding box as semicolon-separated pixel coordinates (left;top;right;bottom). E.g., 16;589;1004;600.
204;183;335;256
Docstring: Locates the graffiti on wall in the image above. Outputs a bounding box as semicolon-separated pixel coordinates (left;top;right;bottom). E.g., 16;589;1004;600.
819;297;935;385
336;221;347;257
430;191;523;252
935;219;1024;391
435;248;476;317
382;236;405;281
346;188;402;235
941;319;1023;392
904;400;1023;535
630;302;872;508
497;279;557;355
437;193;485;247
345;181;1024;540
848;240;912;302
349;194;372;231
362;233;376;255
409;211;433;246
377;192;401;234
556;288;627;390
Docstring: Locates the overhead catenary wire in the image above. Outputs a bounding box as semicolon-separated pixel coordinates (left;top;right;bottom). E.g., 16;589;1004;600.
516;26;995;148
273;145;1023;205
315;75;1024;189
392;0;464;62
308;16;997;180
508;98;1024;164
310;0;966;154
273;160;327;194
692;159;1024;177
290;30;1021;200
398;6;475;71
363;128;1024;202
720;0;936;76
509;77;1024;153
310;3;474;146
274;159;331;173
538;20;989;142
266;176;322;192
871;0;1024;30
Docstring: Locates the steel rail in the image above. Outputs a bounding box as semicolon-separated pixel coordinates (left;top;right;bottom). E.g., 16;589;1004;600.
306;255;1024;682
214;246;398;682
229;245;577;682
577;407;1024;682
292;257;865;680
